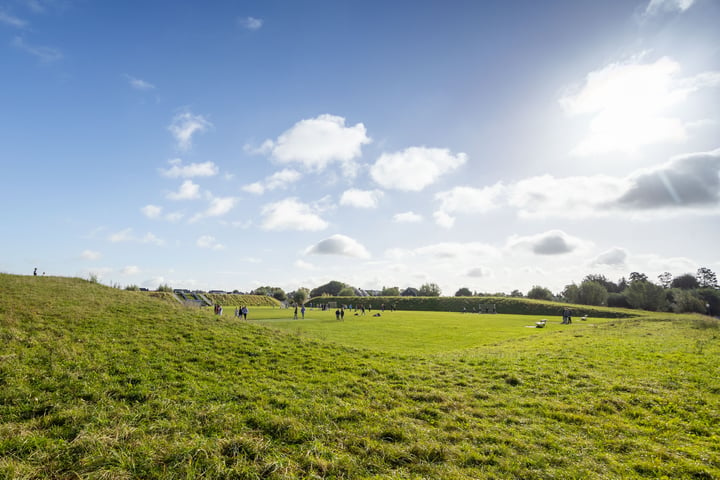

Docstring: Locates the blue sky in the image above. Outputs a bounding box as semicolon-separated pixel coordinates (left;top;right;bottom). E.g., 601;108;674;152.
2;0;719;295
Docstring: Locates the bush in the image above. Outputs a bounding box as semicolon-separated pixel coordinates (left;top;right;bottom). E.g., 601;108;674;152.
607;292;631;309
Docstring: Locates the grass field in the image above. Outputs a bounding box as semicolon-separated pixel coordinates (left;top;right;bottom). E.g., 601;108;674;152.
1;274;719;479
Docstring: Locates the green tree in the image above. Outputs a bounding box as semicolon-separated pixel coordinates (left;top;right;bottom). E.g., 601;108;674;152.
657;272;673;289
418;283;442;296
381;286;400;296
668;289;706;313
629;272;648;283
310;281;347;298
671;273;699;290
562;283;580;304
696;267;718;289
337;286;355;296
509;289;524;297
577;280;608;306
291;288;309;305
455;287;473;297
401;287;419;297
527;285;553;301
625;280;667;311
584;274;620;293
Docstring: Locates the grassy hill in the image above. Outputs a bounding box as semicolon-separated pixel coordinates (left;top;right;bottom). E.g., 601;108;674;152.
1;273;719;479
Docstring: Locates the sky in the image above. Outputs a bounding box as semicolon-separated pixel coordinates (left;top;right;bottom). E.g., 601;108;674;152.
1;0;719;296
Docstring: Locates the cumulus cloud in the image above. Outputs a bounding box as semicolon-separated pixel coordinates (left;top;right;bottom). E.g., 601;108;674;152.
305;234;370;258
467;266;492;278
508;230;589;255
124;74;155;90
393;211;423;223
645;0;695;15
261;197;328;231
168;112;212;151
507;174;629;219
204;197;237;217
592;247;628;266
121;265;140;275
433;184;504;226
259;114;370;173
560;56;719;155
197;235;224;250
371;147;466;191
80;250;101;261
167;180;201;200
340;188;384;208
242;168;302;195
160;159;219;178
141;204;163;219
238;16;263;30
108;228;165;246
614;148;720;209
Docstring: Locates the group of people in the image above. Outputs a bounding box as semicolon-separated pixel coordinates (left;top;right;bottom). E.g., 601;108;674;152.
235;305;248;319
561;308;573;324
293;305;306;319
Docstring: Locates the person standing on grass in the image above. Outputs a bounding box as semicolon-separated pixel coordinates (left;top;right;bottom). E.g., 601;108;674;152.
294;305;298;319
241;305;248;320
33;267;37;276
340;308;345;320
301;305;306;319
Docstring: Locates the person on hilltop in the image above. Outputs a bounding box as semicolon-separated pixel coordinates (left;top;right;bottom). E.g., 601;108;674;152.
33;267;37;276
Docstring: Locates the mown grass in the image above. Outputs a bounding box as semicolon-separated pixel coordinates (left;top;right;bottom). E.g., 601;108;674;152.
1;274;719;479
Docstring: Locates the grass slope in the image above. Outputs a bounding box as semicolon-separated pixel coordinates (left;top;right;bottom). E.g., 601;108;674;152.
1;274;719;479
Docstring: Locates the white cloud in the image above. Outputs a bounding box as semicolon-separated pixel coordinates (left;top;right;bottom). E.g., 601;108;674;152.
433;184;505;226
167;180;201;200
108;228;165;246
294;259;315;270
340;188;384;209
371;147;466;191
12;36;62;62
80;250;101;261
507;174;629;219
387;242;499;260
168;112;212;151
305;234;370;259
238;16;263;30
124;74;155;90
560;56;719;155
592;247;628;266
393;211;423;223
507;230;590;256
614;148;720;210
205;196;237;217
0;11;27;27
433;211;455;229
243;168;302;195
121;266;140;275
645;0;695;15
467;266;492;278
261;114;371;172
141;205;163;219
197;235;225;250
160;159;219;178
261;197;329;231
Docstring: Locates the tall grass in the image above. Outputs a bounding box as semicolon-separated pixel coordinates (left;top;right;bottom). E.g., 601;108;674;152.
1;274;718;479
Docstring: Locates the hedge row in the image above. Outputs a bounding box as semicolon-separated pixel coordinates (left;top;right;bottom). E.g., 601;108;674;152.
205;293;282;307
309;296;636;318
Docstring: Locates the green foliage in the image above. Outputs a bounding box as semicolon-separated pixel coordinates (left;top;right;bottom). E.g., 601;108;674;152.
455;287;473;297
381;286;400;296
401;287;419;296
577;280;609;306
124;284;140;291
526;285;553;301
157;284;173;292
251;286;287;301
667;288;707;313
290;287;309;305
696;267;718;289
418;282;442;297
607;292;631;309
337;286;356;296
204;293;281;307
310;280;347;297
671;273;699;290
562;283;580;303
625;280;667;311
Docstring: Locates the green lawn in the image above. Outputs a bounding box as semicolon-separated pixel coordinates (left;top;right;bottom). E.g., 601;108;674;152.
1;274;719;479
253;308;616;355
